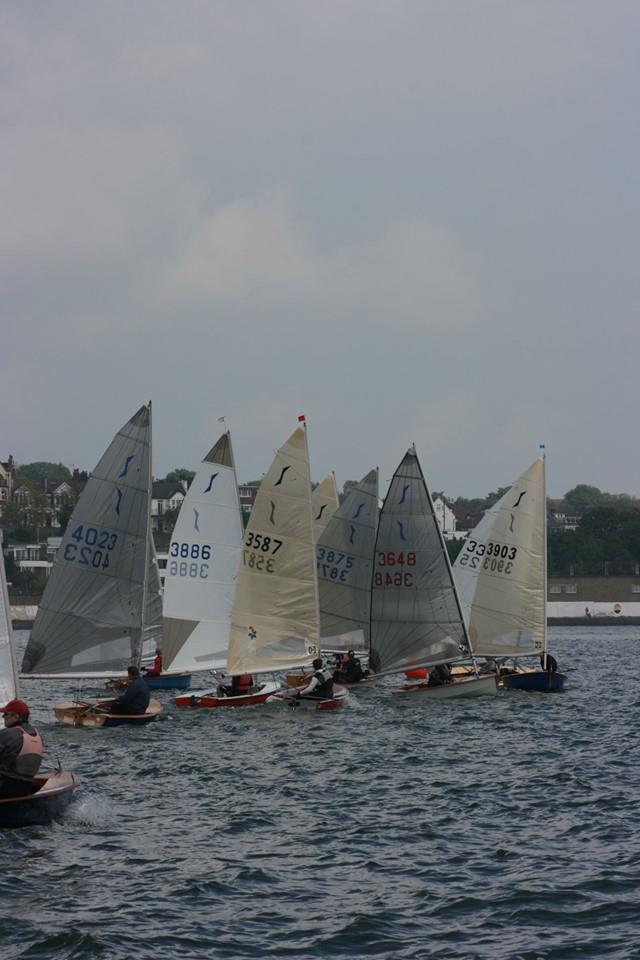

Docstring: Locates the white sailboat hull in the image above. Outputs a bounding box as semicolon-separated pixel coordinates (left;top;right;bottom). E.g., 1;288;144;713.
266;684;349;712
393;674;498;699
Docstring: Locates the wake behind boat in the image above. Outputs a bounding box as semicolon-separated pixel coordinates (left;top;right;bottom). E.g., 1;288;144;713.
0;771;80;829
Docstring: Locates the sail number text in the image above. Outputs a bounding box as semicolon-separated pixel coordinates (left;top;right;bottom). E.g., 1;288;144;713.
374;552;416;588
317;547;354;582
242;532;283;574
168;541;211;579
458;539;518;575
63;525;118;570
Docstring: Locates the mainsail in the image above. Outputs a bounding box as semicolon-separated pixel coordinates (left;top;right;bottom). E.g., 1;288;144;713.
369;447;470;676
21;403;154;678
312;473;339;543
0;550;19;704
453;458;545;657
226;425;319;675
162;432;243;674
317;468;379;654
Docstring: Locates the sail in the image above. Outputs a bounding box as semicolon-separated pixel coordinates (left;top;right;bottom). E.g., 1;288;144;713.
21;404;153;678
162;432;243;673
226;425;319;675
370;447;470;676
312;473;339;543
453;458;545;657
0;552;19;704
318;468;379;654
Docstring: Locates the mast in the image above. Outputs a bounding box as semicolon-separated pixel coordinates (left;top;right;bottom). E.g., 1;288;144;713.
541;444;547;660
137;400;153;668
301;416;321;653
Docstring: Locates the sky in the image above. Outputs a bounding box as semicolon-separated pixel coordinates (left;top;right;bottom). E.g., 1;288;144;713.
2;1;639;499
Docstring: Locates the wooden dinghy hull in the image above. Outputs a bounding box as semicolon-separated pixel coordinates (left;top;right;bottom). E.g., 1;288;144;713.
54;698;163;727
393;674;498;700
0;771;79;829
265;684;349;712
174;680;283;709
500;670;566;692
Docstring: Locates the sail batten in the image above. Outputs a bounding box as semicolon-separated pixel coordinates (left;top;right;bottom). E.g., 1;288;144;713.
21;403;153;677
369;448;469;675
161;431;244;673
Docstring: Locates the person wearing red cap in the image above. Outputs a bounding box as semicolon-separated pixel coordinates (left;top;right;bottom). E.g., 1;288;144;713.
0;699;44;798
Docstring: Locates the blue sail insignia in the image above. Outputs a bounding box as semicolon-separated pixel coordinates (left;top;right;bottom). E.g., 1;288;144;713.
203;473;219;494
118;455;135;479
115;488;123;515
399;484;410;505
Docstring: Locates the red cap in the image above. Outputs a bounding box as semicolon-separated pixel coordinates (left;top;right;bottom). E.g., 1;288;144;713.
2;698;30;719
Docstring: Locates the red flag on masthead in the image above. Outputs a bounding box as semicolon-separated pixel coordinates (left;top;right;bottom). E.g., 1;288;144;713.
297;414;306;422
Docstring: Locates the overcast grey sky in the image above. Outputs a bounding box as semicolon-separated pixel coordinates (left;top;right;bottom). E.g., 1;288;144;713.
2;1;638;498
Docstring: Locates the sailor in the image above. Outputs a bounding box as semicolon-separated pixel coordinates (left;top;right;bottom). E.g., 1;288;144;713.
297;658;334;699
143;648;163;677
0;699;44;798
342;650;364;683
110;666;151;714
540;652;558;673
428;663;453;686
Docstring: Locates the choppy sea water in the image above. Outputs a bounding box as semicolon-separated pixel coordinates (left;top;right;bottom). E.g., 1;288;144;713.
1;626;639;960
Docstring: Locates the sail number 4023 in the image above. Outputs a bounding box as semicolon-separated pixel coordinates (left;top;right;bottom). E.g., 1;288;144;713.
63;525;118;570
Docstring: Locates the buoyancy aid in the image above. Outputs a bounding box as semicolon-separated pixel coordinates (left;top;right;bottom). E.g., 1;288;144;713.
311;669;334;698
14;725;44;780
232;674;253;695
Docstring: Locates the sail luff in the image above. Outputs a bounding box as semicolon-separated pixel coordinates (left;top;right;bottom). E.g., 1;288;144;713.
135;400;153;668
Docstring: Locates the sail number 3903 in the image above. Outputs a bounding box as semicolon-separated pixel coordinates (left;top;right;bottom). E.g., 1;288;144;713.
458;539;518;575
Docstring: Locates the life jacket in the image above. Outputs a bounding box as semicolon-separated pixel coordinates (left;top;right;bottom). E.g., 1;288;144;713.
15;725;44;779
312;669;334;698
232;674;253;695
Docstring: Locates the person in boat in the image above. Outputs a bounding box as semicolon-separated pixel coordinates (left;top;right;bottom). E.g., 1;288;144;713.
0;699;44;798
341;650;365;683
143;648;163;678
110;666;151;714
227;674;254;696
540;652;558;673
428;663;453;686
296;658;335;699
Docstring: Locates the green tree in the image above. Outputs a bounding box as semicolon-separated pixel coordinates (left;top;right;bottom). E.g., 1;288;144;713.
563;484;606;510
165;468;195;485
16;461;71;487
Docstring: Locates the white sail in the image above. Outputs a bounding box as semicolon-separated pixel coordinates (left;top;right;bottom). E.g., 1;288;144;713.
162;432;243;673
370;447;470;676
21;403;153;678
454;458;545;657
143;534;163;652
318;468;379;654
0;550;19;704
226;425;319;675
312;473;339;543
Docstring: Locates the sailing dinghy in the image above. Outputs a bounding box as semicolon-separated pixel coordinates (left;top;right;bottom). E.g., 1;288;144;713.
368;447;497;699
223;422;347;712
454;455;566;692
21;403;162;726
0;540;79;826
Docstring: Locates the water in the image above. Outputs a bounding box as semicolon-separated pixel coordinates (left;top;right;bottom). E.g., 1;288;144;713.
2;626;639;959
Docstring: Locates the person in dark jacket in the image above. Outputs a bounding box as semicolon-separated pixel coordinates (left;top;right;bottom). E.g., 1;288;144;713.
540;652;558;673
342;650;364;683
110;666;150;714
297;658;334;699
0;698;44;798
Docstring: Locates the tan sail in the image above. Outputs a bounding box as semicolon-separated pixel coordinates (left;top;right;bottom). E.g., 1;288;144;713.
226;426;319;675
312;473;339;542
